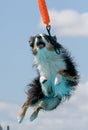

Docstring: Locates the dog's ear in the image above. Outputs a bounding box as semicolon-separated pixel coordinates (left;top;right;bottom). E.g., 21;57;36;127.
29;36;35;48
53;35;57;42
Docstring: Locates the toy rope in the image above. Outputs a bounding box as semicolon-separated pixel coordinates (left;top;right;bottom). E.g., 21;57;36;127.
38;0;51;36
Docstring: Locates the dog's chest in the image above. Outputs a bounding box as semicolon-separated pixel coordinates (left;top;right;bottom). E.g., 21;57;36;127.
34;49;66;78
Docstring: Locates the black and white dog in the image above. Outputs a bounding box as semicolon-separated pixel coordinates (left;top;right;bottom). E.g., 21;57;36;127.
18;34;79;122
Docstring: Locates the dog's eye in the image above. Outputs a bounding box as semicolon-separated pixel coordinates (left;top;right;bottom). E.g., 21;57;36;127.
29;36;35;48
29;40;34;48
30;42;34;48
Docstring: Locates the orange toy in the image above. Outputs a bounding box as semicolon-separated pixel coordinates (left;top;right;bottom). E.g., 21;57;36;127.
38;0;50;26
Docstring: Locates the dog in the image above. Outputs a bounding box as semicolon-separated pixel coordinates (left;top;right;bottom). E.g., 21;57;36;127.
17;33;79;123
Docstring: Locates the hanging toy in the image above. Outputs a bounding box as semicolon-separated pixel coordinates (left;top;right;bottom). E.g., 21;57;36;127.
38;0;50;26
17;0;79;123
38;0;51;35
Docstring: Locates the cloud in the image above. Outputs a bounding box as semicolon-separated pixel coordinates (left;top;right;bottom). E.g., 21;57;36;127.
0;102;19;121
39;9;88;36
0;81;88;130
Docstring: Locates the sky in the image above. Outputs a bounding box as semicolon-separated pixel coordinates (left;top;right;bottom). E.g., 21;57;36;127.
0;0;88;130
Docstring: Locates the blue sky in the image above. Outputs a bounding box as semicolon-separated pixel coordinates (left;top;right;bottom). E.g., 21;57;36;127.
0;0;88;130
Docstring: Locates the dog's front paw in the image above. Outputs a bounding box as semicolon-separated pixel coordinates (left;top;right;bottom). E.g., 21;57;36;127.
54;74;62;85
40;76;47;84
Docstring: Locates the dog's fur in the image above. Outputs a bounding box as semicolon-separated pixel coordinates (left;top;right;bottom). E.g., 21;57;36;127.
18;34;79;123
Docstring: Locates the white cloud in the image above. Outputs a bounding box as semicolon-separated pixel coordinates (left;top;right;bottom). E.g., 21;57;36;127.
39;9;88;36
0;81;88;130
0;102;19;120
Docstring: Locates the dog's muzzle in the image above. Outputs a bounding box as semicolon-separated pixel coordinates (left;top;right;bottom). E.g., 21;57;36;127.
36;36;45;49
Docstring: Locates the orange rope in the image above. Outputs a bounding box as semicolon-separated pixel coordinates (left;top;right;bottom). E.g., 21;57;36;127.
38;0;50;26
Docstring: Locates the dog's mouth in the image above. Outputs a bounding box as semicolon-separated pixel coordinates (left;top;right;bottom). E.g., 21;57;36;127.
37;42;45;49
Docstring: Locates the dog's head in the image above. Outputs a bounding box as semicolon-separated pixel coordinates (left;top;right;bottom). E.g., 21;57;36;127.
29;34;62;55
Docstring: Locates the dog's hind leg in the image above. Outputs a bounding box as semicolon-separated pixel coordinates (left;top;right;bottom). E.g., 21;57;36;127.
30;101;43;121
30;96;61;121
17;100;30;123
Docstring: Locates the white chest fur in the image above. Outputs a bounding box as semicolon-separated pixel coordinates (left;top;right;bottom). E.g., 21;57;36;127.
34;48;66;78
34;48;71;97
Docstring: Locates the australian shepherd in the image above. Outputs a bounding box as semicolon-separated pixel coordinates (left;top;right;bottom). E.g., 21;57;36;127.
18;34;79;122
